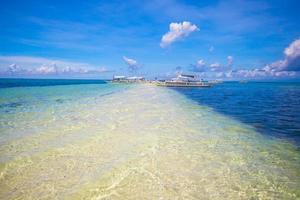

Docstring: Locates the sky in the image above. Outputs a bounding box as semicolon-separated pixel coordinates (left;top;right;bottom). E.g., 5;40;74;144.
0;0;300;80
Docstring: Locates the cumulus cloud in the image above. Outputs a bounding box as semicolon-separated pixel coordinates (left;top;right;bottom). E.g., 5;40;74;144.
266;39;300;72
123;56;139;71
196;59;205;67
190;59;206;72
210;67;297;80
5;63;31;75
0;56;110;76
189;40;300;80
160;21;199;48
227;56;234;66
283;39;300;70
35;63;58;74
194;68;297;80
231;68;296;79
210;62;221;71
29;64;109;75
229;39;300;79
209;56;233;71
7;64;21;73
190;57;233;73
210;62;220;68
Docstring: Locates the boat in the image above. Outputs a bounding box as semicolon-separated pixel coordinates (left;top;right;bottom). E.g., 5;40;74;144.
112;75;145;83
126;76;145;82
156;74;211;87
112;75;128;83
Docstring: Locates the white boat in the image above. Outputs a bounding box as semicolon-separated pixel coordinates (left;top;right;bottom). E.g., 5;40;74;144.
156;74;211;87
112;75;127;82
126;76;145;81
112;75;145;83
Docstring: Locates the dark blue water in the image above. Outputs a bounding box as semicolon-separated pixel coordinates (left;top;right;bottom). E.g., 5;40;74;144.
0;78;107;88
173;82;300;146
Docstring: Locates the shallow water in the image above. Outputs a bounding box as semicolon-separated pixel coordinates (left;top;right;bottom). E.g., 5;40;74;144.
0;82;299;199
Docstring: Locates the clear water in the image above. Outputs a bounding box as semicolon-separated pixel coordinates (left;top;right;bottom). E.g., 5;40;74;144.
0;79;299;199
172;82;300;147
0;78;107;88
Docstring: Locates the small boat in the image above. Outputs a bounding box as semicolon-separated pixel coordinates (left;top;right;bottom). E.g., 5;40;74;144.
112;75;145;83
156;74;211;87
112;75;127;82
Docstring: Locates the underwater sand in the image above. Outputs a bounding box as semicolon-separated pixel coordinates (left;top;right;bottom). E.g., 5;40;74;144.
0;84;299;199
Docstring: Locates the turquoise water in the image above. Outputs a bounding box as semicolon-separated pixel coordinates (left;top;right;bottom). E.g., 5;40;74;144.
0;82;126;144
0;79;299;199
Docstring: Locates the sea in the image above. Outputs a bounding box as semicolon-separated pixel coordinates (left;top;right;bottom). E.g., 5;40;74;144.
0;78;299;199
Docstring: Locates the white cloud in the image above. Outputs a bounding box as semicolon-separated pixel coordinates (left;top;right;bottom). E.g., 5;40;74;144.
196;59;205;67
160;21;199;48
8;64;21;73
210;62;221;71
0;56;110;76
227;39;300;79
284;39;300;59
123;56;139;71
123;56;137;66
35;64;58;74
190;59;206;72
61;66;73;73
190;56;234;73
227;56;234;66
210;63;220;68
209;46;214;52
266;39;300;72
226;68;297;79
31;65;109;75
201;39;300;79
275;71;296;77
189;40;300;80
195;68;297;80
209;56;233;71
225;71;233;78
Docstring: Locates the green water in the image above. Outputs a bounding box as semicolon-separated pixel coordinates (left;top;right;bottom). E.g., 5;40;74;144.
0;83;299;199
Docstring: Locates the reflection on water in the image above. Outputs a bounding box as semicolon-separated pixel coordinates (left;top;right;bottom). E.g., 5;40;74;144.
0;83;299;199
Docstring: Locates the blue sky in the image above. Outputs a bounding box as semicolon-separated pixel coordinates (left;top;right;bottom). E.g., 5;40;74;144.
0;0;300;79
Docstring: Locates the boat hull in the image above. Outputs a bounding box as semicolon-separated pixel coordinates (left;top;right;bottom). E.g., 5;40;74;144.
156;82;211;87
